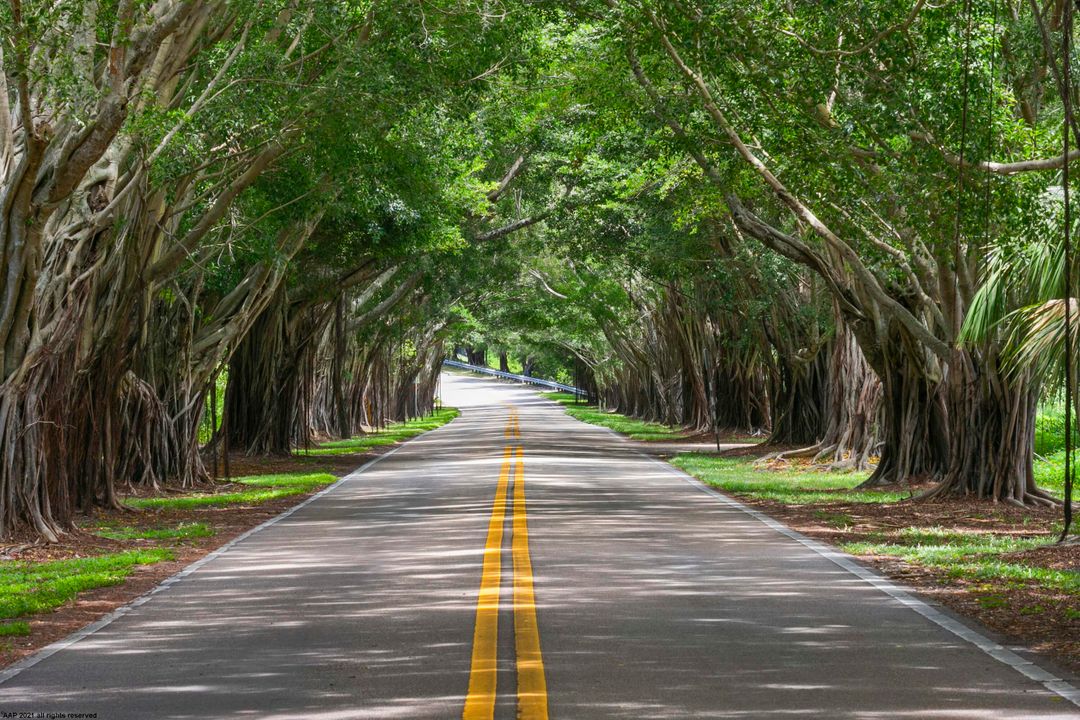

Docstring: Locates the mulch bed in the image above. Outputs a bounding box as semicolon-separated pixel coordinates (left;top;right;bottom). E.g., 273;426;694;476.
723;487;1080;677
0;447;380;671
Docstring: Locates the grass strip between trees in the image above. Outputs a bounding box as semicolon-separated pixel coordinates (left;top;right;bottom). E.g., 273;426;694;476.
93;522;214;541
125;473;337;510
842;532;1077;594
0;622;31;637
1031;450;1068;497
0;550;174;620
295;407;460;455
542;391;687;441
671;455;910;504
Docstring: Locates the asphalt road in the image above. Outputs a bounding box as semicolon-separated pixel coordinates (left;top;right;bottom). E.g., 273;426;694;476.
2;373;1077;719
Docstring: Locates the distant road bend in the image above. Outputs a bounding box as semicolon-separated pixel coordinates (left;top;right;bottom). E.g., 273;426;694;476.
1;373;1077;719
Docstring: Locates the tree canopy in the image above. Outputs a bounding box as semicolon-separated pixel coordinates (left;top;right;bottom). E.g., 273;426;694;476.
1;0;1077;540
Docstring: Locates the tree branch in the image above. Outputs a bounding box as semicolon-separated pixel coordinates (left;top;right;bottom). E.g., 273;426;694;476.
911;131;1080;174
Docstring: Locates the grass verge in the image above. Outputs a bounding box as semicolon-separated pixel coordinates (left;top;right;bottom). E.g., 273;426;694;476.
0;550;173;619
670;454;908;504
841;530;1075;592
93;521;214;541
542;392;687;441
296;407;460;456
1031;451;1067;498
125;473;336;510
0;622;30;636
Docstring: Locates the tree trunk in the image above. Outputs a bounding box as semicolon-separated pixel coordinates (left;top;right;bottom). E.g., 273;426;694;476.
811;326;882;470
711;367;770;433
859;344;949;487
225;295;298;456
766;347;827;446
333;296;350;439
466;347;486;366
926;350;1055;505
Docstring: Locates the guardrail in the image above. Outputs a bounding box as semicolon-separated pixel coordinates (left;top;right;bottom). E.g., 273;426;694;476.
442;359;588;396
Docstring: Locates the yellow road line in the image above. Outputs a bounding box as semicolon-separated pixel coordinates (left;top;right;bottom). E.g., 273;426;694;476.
504;408;520;439
463;446;513;720
464;408;547;719
512;446;548;719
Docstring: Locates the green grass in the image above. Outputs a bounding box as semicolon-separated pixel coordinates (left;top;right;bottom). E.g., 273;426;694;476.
541;392;686;441
0;550;173;619
0;621;30;636
233;473;336;488
1032;450;1068;497
297;407;459;456
197;369;228;444
1034;403;1079;456
487;356;524;374
671;454;908;504
814;510;855;528
842;529;1077;593
125;472;336;510
1031;401;1080;497
543;391;580;404
93;521;214;541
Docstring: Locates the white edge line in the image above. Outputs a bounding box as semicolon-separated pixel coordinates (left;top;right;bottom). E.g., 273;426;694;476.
562;406;1080;709
0;415;460;687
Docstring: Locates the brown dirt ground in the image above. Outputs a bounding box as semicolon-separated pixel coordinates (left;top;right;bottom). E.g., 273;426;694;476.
0;446;382;671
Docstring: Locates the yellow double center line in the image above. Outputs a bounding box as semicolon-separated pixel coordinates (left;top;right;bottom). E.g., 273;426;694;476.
463;407;547;720
504;409;520;439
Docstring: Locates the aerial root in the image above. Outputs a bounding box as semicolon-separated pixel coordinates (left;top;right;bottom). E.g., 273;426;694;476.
756;442;824;466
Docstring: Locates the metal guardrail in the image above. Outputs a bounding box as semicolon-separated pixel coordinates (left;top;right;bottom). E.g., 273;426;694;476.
442;359;588;396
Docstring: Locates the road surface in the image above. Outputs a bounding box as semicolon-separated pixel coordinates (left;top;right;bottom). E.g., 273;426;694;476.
2;373;1077;718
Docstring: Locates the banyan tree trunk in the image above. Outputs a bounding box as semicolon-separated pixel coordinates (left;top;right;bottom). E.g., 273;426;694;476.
128;295;213;491
858;346;949;487
712;367;769;433
760;321;882;469
0;240;151;538
766;346;828;446
466;347;486;366
333;297;350;439
926;350;1056;505
0;336;94;541
225;296;303;456
812;327;882;470
227;339;290;456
